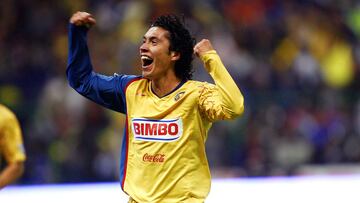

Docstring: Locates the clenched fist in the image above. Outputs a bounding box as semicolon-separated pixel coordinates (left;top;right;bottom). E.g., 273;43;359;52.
70;11;96;28
193;39;214;58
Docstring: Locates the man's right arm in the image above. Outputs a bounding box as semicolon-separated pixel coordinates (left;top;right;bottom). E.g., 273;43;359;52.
67;12;138;113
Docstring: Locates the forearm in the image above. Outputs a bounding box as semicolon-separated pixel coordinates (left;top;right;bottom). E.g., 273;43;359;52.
0;162;24;189
66;23;128;112
66;23;93;90
201;50;244;118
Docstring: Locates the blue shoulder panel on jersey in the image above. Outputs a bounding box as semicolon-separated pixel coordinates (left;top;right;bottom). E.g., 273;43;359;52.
67;23;140;113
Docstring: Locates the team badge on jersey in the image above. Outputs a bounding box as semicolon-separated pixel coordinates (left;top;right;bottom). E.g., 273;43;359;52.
131;118;183;142
174;91;185;101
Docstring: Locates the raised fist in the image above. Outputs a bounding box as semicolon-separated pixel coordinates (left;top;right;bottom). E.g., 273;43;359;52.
193;39;214;57
70;11;96;28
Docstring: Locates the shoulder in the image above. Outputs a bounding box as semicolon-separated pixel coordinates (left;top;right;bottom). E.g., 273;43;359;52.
0;104;19;130
110;74;144;90
124;76;147;88
185;80;213;87
180;80;217;101
123;77;149;94
186;80;215;91
0;104;16;121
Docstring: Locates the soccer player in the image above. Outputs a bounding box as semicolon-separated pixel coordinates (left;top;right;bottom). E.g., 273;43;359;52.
67;11;244;202
0;104;26;189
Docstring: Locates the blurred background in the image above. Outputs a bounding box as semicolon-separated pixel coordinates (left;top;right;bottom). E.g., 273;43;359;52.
1;0;360;185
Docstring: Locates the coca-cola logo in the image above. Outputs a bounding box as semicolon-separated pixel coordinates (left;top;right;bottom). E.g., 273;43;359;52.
142;153;165;163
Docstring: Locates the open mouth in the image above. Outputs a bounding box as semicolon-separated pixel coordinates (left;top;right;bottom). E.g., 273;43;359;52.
141;55;154;68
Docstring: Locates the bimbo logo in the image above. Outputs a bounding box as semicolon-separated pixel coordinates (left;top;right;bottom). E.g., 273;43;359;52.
131;118;183;142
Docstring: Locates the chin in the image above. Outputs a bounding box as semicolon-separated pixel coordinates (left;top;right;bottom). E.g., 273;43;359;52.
141;65;154;78
142;72;152;80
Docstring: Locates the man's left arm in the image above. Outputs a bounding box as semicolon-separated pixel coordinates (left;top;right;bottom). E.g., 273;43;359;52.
195;39;244;121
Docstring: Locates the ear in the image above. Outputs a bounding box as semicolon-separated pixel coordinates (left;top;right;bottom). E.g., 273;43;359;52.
170;51;180;61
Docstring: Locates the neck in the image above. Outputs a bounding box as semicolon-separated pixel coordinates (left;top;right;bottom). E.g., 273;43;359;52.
151;76;182;98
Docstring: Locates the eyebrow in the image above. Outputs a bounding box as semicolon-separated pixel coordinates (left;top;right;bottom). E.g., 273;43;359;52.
143;36;160;41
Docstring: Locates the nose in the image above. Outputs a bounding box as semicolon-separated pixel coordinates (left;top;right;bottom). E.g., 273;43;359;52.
139;43;148;53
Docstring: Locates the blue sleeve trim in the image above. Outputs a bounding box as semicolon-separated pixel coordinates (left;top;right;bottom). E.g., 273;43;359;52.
66;23;141;113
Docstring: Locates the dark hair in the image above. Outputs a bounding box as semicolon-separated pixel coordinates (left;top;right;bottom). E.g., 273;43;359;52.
151;14;196;80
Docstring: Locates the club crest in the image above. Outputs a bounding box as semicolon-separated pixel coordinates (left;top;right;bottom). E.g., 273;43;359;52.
174;91;185;101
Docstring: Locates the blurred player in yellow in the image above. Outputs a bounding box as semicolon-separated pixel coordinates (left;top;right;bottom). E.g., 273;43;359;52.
0;104;26;189
68;11;244;202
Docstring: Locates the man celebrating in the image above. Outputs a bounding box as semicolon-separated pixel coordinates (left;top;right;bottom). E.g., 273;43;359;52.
67;11;244;203
0;104;26;189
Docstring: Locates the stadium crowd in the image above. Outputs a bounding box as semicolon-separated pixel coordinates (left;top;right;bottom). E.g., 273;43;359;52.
1;0;360;184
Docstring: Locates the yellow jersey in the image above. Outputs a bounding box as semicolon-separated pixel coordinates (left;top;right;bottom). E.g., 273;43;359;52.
0;104;26;165
123;51;244;202
67;24;244;202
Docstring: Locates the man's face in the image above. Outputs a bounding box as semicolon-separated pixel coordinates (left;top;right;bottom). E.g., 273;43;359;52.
139;26;179;80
